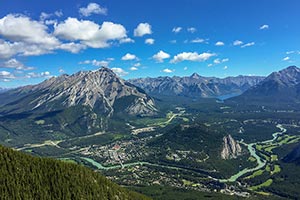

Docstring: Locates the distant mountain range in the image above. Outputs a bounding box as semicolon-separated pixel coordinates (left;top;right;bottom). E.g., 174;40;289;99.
129;74;265;99
0;67;157;117
229;66;300;106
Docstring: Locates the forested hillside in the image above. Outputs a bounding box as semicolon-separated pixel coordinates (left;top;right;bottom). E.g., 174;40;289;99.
0;145;150;200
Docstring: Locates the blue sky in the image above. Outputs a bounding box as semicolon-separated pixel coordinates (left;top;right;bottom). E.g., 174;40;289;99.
0;0;300;87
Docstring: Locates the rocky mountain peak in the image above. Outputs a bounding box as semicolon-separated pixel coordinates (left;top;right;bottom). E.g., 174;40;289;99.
0;67;158;117
221;135;242;159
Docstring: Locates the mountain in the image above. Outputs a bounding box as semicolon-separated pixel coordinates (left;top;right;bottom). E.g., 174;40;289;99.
0;145;149;200
0;87;9;93
229;66;300;105
0;67;157;117
129;74;264;99
283;142;300;165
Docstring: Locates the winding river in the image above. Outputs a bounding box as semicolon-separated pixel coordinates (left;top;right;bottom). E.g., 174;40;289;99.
219;124;287;183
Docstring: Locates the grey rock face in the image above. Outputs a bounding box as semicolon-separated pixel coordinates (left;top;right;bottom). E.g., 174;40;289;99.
221;135;242;159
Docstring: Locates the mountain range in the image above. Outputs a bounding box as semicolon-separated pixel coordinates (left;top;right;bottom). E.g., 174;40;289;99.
229;66;300;106
129;74;265;99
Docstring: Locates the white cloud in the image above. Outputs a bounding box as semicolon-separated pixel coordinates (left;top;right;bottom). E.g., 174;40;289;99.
191;38;205;43
59;42;86;53
119;38;134;44
2;59;35;70
171;52;216;63
187;27;196;33
215;41;224;46
259;24;269;30
172;27;182;33
153;50;170;63
183;66;188;70
145;38;155;45
121;53;137;61
223;66;228;70
233;40;243;46
241;42;255;48
286;51;295;54
130;67;138;71
0;70;15;81
26;71;52;78
111;67;128;76
163;68;173;73
222;58;229;62
54;10;63;17
213;58;229;65
79;59;109;67
134;23;152;37
208;63;213;67
134;63;141;67
54;18;128;48
0;14;59;46
0;14;59;56
79;3;107;17
214;59;221;64
282;56;290;61
170;40;177;44
59;68;65;73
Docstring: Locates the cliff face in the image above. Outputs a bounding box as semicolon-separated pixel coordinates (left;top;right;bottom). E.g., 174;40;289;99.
221;135;242;159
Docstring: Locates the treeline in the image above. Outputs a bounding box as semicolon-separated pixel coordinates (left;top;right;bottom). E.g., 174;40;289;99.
0;145;150;200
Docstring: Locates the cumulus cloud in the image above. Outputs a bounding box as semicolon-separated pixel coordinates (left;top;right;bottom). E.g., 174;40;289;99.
130;66;138;71
79;3;107;16
79;59;109;67
172;27;182;33
134;23;152;37
171;52;216;63
145;38;155;45
282;56;290;61
187;27;196;33
162;68;174;73
233;40;243;46
26;71;52;78
133;63;141;67
0;14;59;46
119;38;134;44
2;59;35;70
111;67;128;76
241;42;255;48
0;70;15;81
213;58;229;64
152;50;170;63
121;53;137;61
223;66;228;70
215;41;224;46
259;24;269;30
59;42;86;53
54;18;128;48
191;38;206;43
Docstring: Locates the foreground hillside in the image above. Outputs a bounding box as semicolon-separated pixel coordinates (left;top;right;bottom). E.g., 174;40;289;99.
0;145;149;200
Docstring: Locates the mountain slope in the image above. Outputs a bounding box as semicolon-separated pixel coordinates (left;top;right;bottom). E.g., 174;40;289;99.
229;66;300;105
0;67;157;117
129;74;264;99
0;145;149;200
283;142;300;165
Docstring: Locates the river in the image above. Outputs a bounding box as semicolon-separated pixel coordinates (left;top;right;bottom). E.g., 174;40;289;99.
219;124;287;182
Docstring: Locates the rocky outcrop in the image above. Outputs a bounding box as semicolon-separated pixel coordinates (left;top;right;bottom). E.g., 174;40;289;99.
221;135;242;159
